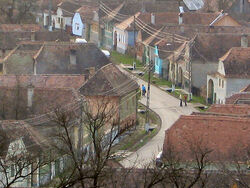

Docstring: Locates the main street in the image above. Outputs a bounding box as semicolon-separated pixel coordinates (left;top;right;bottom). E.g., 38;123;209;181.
119;69;197;168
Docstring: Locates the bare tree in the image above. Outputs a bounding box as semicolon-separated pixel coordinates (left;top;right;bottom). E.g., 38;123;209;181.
0;0;37;24
0;126;50;188
48;97;130;188
217;144;250;188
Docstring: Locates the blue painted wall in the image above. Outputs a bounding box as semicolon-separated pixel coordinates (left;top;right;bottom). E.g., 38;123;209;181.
154;46;162;75
128;31;138;46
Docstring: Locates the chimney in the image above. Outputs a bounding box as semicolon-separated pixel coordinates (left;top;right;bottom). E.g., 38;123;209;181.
240;0;244;13
27;85;34;108
179;13;183;25
31;31;35;41
88;67;95;78
70;49;77;65
241;34;248;47
151;13;155;25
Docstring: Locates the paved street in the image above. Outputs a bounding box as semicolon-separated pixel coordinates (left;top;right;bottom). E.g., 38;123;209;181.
119;68;197;168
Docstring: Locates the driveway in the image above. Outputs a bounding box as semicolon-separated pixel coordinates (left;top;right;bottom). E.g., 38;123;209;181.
119;68;197;168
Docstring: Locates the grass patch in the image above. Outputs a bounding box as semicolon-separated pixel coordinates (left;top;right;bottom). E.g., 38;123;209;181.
111;51;143;68
111;52;206;105
113;103;161;154
143;72;173;87
191;95;206;105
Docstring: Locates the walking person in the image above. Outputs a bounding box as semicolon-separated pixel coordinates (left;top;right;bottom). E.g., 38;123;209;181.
142;84;146;97
184;95;187;106
179;94;183;107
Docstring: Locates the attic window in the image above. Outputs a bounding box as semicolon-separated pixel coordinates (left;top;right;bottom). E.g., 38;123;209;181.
70;49;77;65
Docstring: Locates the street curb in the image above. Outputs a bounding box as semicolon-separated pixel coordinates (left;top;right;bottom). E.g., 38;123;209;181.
118;64;198;107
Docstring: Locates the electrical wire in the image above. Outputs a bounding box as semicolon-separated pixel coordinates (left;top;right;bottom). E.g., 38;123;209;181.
100;1;189;41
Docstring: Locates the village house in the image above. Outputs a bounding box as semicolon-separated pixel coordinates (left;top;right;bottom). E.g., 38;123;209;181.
43;1;80;32
0;120;50;187
166;33;250;97
207;47;250;104
113;12;140;54
135;11;242;87
80;63;139;131
0;73;86;186
2;42;110;75
0;24;70;59
0;62;140;186
226;84;250;104
163;104;250;163
72;4;98;39
99;0;186;50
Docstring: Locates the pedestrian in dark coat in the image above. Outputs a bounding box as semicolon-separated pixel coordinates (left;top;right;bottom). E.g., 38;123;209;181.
184;95;187;106
179;94;183;107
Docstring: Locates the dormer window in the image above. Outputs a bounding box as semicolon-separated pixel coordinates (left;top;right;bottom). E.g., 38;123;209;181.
70;49;77;65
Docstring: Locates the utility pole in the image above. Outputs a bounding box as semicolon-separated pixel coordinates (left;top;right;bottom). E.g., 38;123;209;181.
133;15;136;70
78;98;84;152
172;34;176;85
188;40;194;101
48;0;52;31
145;61;152;132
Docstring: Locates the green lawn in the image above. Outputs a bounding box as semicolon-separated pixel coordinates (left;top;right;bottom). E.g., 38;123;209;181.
191;95;207;105
143;72;173;87
111;51;207;105
111;51;143;68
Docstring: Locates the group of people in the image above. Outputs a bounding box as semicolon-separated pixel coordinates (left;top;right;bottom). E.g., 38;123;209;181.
141;84;188;107
179;94;187;107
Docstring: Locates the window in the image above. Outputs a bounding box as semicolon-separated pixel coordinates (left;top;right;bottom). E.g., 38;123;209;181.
222;80;224;88
10;164;15;177
57;17;60;24
75;23;80;31
219;78;221;87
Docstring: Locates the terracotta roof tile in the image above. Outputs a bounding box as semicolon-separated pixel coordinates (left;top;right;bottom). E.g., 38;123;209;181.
138;12;221;26
0;120;49;158
241;84;250;92
80;63;139;97
0;24;41;32
76;5;98;21
207;104;250;115
163;114;250;162
0;86;80;120
219;47;250;78
226;92;250;104
0;75;85;89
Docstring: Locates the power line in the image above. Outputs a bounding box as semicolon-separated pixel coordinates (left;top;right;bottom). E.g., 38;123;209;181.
100;1;189;41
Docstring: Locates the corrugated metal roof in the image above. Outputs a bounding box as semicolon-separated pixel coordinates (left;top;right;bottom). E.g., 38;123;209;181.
183;0;204;11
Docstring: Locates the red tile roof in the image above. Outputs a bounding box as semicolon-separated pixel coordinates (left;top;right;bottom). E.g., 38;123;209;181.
163;115;250;162
219;47;250;78
226;92;250;104
0;24;41;32
76;5;98;21
241;84;250;92
138;12;221;26
207;104;250;115
0;120;49;158
0;75;86;89
0;86;81;120
80;63;139;97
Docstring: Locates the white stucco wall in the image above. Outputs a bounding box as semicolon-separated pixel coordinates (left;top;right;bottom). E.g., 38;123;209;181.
43;12;49;26
113;27;128;54
65;17;72;26
226;78;250;98
192;61;218;88
207;74;250;104
72;13;84;36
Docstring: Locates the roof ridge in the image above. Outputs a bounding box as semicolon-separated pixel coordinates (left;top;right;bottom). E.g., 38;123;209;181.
179;114;250;121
